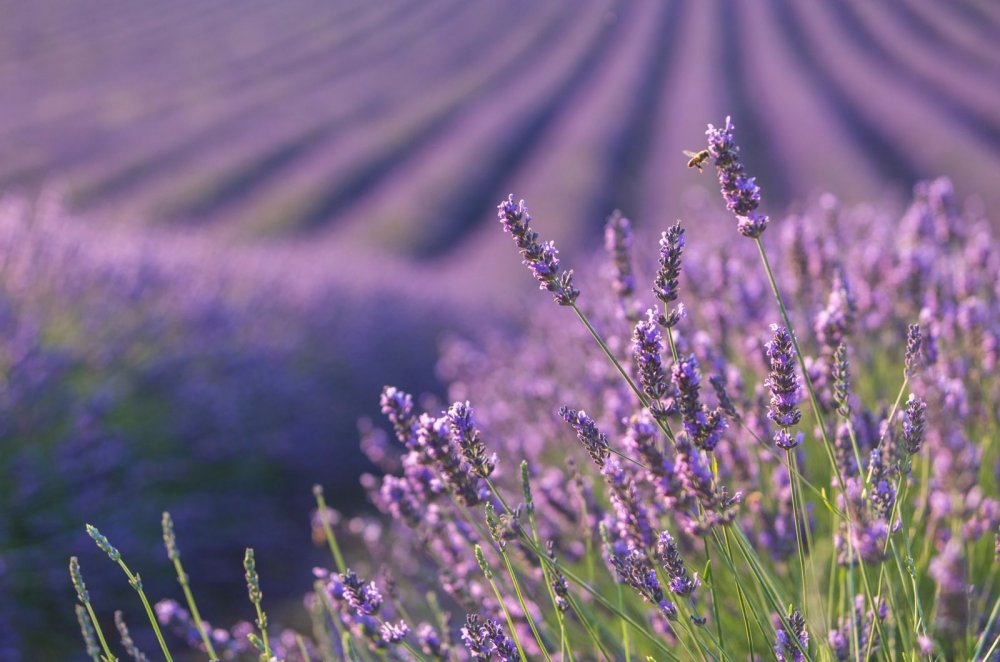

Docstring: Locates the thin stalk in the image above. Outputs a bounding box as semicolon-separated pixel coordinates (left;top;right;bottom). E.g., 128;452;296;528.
754;238;847;496
116;559;174;662
168;555;218;659
571;303;677;443
728;526;814;662
313;486;347;573
478;545;529;662
616;581;631;662
971;594;1000;661
499;549;552;662
786;448;810;622
857;558;890;662
83;602;116;662
702;539;727;658
296;633;313;662
723;526;755;659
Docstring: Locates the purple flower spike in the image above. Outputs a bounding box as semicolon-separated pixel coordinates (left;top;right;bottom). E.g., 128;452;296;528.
653;222;685;327
341;570;383;617
633;310;669;402
446;401;496;479
765;324;803;448
498;195;579;306
379;620;409;644
559;406;610;467
657;531;698;597
605;210;637;319
672;353;727;451
904;323;922;376
706;117;769;238
611;547;677;620
773;609;809;662
902;394;927;455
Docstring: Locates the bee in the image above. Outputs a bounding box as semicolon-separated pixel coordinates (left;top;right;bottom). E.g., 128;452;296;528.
683;149;711;173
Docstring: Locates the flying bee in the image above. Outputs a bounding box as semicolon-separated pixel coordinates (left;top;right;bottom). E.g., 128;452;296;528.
683;149;711;173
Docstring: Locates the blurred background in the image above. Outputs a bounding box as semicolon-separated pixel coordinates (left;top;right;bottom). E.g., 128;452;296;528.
1;0;998;657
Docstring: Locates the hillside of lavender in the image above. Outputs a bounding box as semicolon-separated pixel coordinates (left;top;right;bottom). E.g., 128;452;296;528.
2;0;1000;658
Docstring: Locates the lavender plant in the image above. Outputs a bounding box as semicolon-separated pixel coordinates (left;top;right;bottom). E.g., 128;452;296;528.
67;120;999;661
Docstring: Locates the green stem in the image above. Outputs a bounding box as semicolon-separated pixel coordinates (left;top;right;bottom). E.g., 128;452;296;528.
83;602;116;662
314;486;347;573
571;303;676;444
972;593;1000;662
117;559;174;662
786;448;810;622
296;633;313;662
484;568;529;662
754;238;847;496
616;581;631;662
500;549;552;661
723;526;755;659
170;555;219;660
702;539;727;658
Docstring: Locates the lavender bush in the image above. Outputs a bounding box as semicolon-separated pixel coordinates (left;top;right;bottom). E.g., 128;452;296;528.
70;119;999;660
0;193;460;657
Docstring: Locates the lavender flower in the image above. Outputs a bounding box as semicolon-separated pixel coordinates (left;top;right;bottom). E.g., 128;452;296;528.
447;401;496;479
379;620;409;643
546;541;570;612
341;570;384;617
69;557;89;606
86;524;120;563
633;310;670;403
605;210;637;318
653;222;685;327
828;595;887;661
416;412;485;506
417;623;448;658
244;548;263;607
705;117;769;238
868;449;897;520
115;611;149;662
905;323;922;376
765;324;803;449
559;407;610;467
461;614;517;662
902;393;927;455
75;605;100;661
773;609;809;662
381;386;418;448
832;343;851;417
610;547;677;619
672;353;726;451
656;531;698;597
498;195;578;306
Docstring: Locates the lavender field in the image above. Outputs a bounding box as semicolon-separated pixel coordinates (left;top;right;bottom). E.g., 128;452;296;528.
2;1;1000;659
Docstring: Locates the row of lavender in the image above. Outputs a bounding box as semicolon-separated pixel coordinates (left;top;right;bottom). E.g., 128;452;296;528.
5;0;1000;251
71;121;999;659
0;192;458;658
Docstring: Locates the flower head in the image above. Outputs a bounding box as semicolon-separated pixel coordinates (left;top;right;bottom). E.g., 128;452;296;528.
706;117;769;238
498;195;579;305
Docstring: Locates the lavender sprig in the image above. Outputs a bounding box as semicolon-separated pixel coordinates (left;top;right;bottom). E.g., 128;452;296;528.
656;531;699;597
765;324;803;449
901;394;927;455
705;117;769;238
243;548;271;657
559;406;610;467
605;210;637;319
773;609;809;662
498;195;579;305
115;611;149;662
904;324;922;376
447;401;496;479
653;222;685;327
